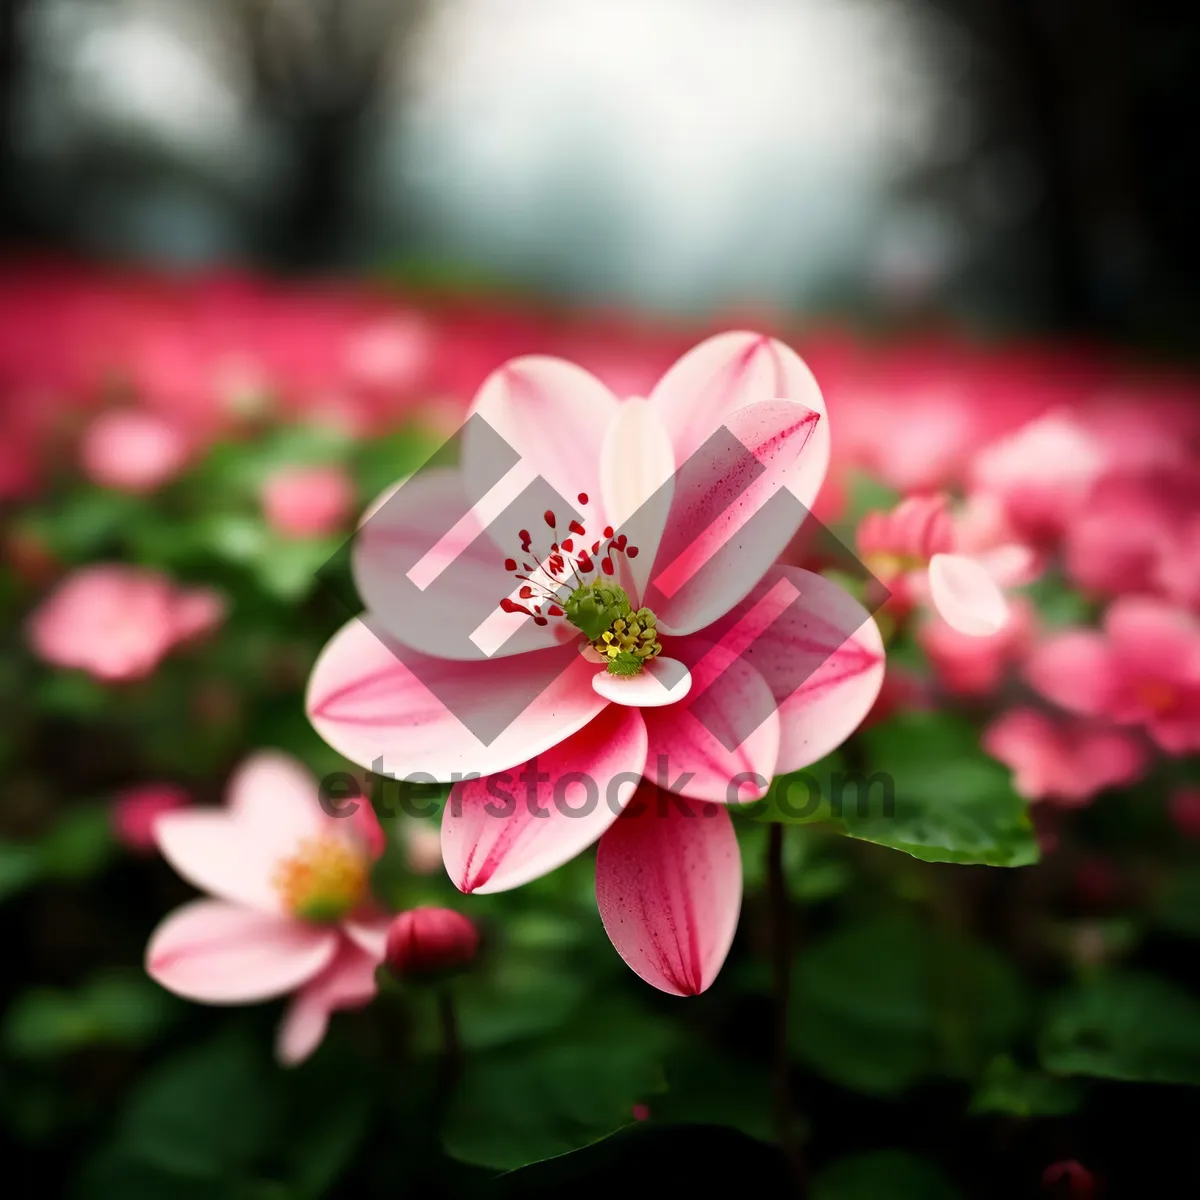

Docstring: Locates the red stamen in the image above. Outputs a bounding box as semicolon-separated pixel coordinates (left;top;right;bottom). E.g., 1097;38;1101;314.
561;538;574;552
603;526;614;539
519;586;534;599
569;519;586;536
601;557;614;575
504;557;517;572
544;510;556;529
577;492;589;505
626;546;639;559
548;604;564;617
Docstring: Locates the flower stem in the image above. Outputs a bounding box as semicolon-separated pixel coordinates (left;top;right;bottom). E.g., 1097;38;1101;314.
767;822;804;1184
437;985;462;1089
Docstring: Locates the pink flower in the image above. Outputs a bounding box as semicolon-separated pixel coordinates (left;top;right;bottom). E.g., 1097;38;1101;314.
1025;598;1200;755
857;493;1015;636
970;410;1106;543
80;409;190;493
920;596;1036;696
1156;515;1200;610
307;332;885;996
982;708;1148;805
384;907;479;980
29;565;225;682
146;752;390;1065
1064;470;1197;599
111;783;192;854
261;465;355;538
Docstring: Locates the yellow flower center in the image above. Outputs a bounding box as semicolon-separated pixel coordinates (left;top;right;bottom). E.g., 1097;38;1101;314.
272;835;368;923
592;611;663;675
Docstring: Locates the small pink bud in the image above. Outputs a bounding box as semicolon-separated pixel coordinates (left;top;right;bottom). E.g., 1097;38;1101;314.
261;465;355;538
1169;787;1200;838
631;1103;651;1121
385;907;479;981
1042;1159;1095;1199
111;784;191;854
80;409;189;493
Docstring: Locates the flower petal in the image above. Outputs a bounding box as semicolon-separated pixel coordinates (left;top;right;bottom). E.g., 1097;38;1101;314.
443;704;647;894
641;645;780;803
688;567;885;774
155;810;285;913
1025;631;1119;716
927;553;1009;637
463;356;620;523
226;750;327;848
146;900;337;1004
307;617;607;780
276;937;381;1065
648;331;829;511
595;788;742;996
353;466;561;661
599;398;675;603
590;656;693;708
644;400;819;635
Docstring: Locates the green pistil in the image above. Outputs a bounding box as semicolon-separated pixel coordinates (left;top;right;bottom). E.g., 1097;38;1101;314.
564;583;662;675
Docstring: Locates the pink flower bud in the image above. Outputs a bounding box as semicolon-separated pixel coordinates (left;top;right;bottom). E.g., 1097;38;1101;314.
1042;1159;1095;1199
80;409;189;493
384;907;479;981
111;784;191;854
1170;787;1200;838
261;465;355;538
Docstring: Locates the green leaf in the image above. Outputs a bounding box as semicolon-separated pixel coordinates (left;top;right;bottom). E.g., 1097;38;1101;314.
0;840;42;903
443;1006;673;1170
969;1056;1083;1117
484;1123;791;1198
645;1044;773;1142
1154;864;1200;938
4;973;175;1059
39;803;115;881
790;914;1027;1095
1040;972;1200;1085
745;716;1038;866
812;1150;961;1200
117;1031;274;1177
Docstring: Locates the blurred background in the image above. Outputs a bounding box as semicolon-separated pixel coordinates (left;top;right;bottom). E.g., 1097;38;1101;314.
1;0;1196;338
3;2;1200;1199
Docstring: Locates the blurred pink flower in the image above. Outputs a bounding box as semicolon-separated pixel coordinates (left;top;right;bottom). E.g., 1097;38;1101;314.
400;818;445;875
983;708;1148;805
920;596;1036;696
146;752;390;1065
261;464;355;538
970;410;1106;543
80;409;190;493
343;314;433;396
28;564;225;682
111;783;192;854
857;493;1014;636
308;332;885;996
1025;597;1200;755
1156;515;1200;610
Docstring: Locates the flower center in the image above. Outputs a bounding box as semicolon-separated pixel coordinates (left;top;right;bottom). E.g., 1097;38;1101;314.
1135;680;1176;714
272;835;368;923
498;494;661;675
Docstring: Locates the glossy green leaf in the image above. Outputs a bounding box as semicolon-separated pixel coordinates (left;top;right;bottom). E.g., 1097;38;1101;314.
1040;972;1200;1085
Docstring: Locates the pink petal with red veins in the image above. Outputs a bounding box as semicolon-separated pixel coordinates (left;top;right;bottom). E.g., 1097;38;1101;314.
687;568;885;774
146;900;337;1004
354;466;562;661
641;643;780;803
443;704;647;894
463;356;620;526
306;617;606;780
596;788;742;996
647;331;829;512
645;400;819;636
